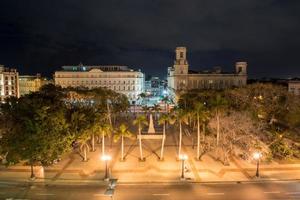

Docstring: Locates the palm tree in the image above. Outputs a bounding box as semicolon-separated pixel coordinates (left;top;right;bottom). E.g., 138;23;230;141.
211;94;228;146
152;104;161;120
158;113;171;160
79;137;90;162
114;123;134;161
133;115;148;160
139;93;147;104
161;96;170;113
193;102;209;160
142;106;150;115
99;123;112;156
171;108;188;157
90;119;100;152
69;110;90;162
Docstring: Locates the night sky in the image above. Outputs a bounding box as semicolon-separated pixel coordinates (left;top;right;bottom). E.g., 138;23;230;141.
0;0;300;79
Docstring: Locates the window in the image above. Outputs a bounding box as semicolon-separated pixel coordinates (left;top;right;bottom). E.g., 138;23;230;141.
238;67;242;73
180;52;184;58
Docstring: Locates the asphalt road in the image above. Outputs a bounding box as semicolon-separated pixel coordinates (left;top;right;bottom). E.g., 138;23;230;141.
0;181;299;200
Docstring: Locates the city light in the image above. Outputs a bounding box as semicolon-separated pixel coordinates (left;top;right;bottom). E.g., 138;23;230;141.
101;154;112;181
253;151;262;178
179;154;188;161
253;152;262;160
179;154;188;180
101;154;112;161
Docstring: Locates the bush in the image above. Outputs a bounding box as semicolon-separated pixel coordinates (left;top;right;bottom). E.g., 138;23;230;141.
269;139;293;159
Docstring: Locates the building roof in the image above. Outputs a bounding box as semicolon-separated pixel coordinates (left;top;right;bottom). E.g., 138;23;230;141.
61;64;139;72
188;69;236;75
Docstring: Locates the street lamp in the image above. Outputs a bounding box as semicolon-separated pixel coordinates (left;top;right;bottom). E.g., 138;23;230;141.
253;152;262;178
179;154;188;180
101;154;112;181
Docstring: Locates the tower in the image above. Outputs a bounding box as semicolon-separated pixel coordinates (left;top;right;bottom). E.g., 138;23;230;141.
174;47;189;74
235;62;247;75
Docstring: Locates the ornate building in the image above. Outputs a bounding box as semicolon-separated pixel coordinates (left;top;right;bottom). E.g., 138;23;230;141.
288;80;300;95
167;47;247;91
0;65;19;102
54;64;144;104
19;74;52;96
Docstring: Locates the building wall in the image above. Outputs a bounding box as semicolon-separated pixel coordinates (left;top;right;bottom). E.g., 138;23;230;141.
19;74;50;96
167;47;247;91
54;66;144;104
0;65;19;101
288;81;300;95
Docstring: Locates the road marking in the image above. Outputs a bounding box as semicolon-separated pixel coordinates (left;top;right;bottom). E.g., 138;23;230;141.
207;192;224;196
94;194;107;196
286;192;300;195
264;191;280;194
36;193;55;196
152;193;170;196
12;199;30;200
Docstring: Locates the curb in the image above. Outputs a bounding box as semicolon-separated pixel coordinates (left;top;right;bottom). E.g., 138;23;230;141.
0;178;299;187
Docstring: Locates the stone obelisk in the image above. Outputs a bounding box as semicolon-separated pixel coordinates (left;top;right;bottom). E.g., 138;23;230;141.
147;114;156;134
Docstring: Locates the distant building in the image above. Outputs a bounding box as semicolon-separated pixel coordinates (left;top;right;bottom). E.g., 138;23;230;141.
288;80;300;95
144;76;165;97
19;74;51;96
54;64;144;104
167;47;247;91
0;65;19;101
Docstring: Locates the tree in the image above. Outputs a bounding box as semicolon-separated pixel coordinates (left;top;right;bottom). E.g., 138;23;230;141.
133;115;148;160
161;96;171;113
67;105;95;162
208;111;267;165
152;104;161;120
139;92;149;105
170;108;188;157
142;106;150;115
158;113;172;160
0;93;72;178
99;122;113;156
193;102;209;160
210;94;228;147
114;124;134;161
68;109;92;162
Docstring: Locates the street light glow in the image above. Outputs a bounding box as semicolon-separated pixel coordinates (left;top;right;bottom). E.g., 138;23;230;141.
253;152;262;160
179;154;188;161
101;154;112;161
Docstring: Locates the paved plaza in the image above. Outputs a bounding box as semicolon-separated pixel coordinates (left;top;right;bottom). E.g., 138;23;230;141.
1;132;299;185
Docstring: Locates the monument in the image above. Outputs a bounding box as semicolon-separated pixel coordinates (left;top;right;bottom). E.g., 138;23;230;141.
147;113;156;134
139;113;163;140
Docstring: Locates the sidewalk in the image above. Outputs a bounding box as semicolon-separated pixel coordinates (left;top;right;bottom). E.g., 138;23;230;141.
1;136;300;185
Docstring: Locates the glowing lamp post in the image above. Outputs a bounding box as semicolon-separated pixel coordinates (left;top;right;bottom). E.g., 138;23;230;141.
101;154;112;181
253;152;262;178
179;154;188;180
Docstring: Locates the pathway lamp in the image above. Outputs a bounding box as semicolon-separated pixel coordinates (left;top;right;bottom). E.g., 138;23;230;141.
253;152;262;178
179;154;188;180
101;154;112;181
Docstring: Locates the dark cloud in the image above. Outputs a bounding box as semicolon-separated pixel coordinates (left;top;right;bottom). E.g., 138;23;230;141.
0;0;299;78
